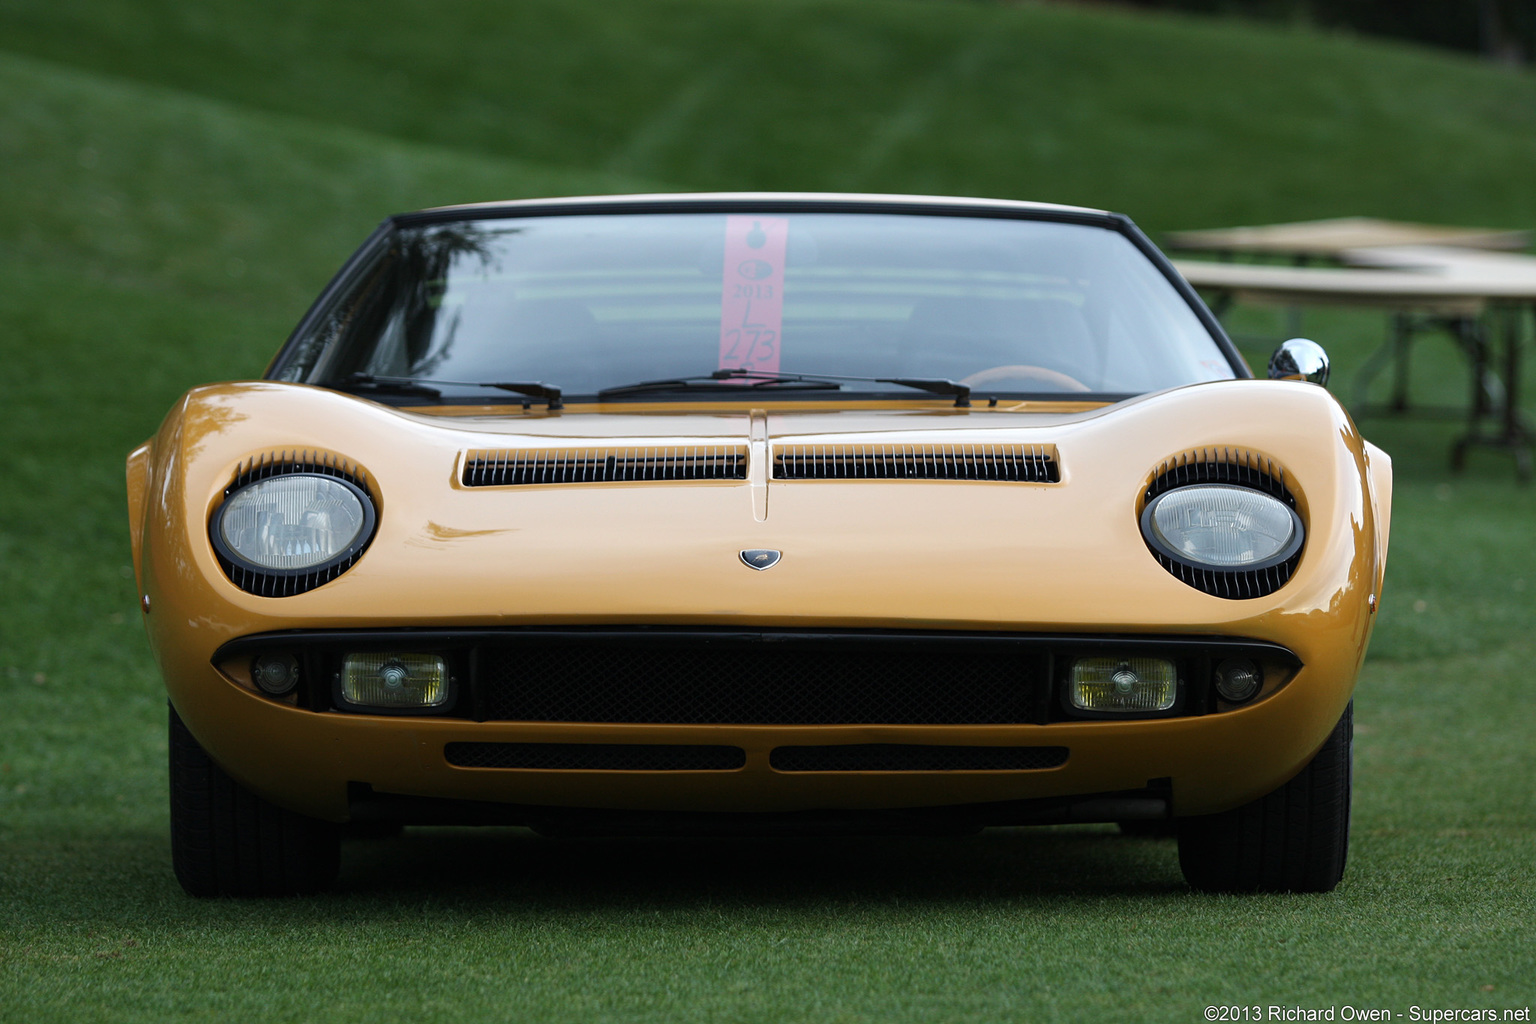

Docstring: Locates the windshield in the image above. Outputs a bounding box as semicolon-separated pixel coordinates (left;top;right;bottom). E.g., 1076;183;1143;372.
277;211;1237;401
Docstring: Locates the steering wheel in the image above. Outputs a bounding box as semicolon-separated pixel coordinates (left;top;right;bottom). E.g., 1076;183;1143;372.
960;364;1092;393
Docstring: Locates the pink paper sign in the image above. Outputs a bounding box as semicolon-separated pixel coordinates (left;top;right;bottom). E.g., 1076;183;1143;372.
719;216;788;375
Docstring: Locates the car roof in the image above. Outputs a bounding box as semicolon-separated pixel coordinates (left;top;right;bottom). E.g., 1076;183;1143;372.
394;192;1112;227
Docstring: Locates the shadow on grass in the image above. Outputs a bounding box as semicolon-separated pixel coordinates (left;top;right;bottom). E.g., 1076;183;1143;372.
2;824;1188;929
334;824;1188;907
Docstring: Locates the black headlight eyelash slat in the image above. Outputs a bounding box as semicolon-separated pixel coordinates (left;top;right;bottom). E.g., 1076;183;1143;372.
1141;448;1302;601
1143;446;1294;508
213;451;377;597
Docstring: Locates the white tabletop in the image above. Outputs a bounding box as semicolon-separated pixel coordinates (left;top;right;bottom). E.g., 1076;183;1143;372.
1172;258;1536;313
1166;217;1530;258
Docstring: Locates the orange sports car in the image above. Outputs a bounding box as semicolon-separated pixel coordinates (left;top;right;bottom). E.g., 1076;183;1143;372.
127;194;1390;896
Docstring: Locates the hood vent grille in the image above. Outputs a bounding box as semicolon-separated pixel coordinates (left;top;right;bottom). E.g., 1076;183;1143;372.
463;446;747;486
773;443;1059;482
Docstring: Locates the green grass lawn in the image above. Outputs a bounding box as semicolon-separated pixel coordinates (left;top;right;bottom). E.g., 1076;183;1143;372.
7;0;1536;235
2;0;1535;1018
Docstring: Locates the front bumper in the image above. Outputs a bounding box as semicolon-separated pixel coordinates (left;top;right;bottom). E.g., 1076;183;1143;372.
173;628;1349;823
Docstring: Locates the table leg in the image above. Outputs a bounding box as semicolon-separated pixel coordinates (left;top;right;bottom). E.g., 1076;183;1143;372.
1506;306;1531;481
1389;312;1412;412
1461;315;1490;421
1355;312;1415;412
1451;304;1533;482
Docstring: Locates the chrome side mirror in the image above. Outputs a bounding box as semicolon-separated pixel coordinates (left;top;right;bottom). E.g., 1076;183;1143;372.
1268;338;1330;387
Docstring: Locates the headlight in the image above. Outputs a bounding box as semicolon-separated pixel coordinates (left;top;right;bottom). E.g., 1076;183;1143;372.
1141;484;1303;571
211;462;378;596
215;474;373;570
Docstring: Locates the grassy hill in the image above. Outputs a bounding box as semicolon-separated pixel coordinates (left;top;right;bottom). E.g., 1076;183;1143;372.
2;2;1534;1020
4;0;1536;236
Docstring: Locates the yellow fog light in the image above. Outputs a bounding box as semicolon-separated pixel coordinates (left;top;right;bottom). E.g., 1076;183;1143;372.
340;653;448;709
1070;657;1177;713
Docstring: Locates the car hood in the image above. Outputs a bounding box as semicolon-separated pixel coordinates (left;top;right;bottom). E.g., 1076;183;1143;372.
130;380;1388;667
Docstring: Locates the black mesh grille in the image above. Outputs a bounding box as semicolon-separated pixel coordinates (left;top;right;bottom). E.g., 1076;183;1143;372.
1141;448;1301;600
774;443;1059;482
463;447;747;486
445;742;745;770
480;639;1038;724
214;451;375;598
770;744;1069;772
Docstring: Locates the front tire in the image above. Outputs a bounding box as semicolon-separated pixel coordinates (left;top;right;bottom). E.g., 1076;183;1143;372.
169;705;340;897
1177;702;1352;893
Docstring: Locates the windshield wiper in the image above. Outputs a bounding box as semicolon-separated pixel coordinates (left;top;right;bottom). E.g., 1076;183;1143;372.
598;368;971;407
336;373;563;410
762;371;972;407
596;372;841;398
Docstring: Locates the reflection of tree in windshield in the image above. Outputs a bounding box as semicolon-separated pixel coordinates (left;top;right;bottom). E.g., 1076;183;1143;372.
394;224;501;377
